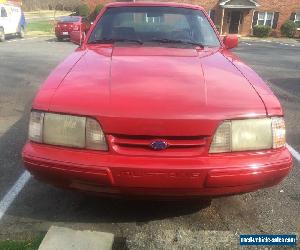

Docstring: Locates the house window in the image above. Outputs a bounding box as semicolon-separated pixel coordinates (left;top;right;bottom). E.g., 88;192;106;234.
257;12;274;26
295;13;300;28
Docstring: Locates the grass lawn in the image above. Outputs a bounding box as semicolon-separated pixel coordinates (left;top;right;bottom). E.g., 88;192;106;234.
0;236;43;250
24;10;72;19
26;20;54;36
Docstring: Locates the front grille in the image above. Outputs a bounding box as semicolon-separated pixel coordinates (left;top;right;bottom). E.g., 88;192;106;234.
108;134;208;157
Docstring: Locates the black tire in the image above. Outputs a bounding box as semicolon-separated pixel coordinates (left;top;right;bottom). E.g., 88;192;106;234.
19;27;25;38
57;36;63;42
0;28;5;42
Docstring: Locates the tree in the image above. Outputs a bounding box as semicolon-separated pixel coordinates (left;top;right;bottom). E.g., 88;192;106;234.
89;4;103;21
75;4;90;18
22;0;82;11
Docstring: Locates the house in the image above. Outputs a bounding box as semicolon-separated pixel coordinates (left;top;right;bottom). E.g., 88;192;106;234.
201;0;300;37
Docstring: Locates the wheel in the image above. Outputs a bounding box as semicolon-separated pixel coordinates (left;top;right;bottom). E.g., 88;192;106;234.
57;36;63;42
19;26;25;38
0;28;5;42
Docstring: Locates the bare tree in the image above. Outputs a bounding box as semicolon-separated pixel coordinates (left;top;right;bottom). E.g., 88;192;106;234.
22;0;83;11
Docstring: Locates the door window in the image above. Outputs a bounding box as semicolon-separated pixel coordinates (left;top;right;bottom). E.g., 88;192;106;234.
229;11;241;34
1;7;7;17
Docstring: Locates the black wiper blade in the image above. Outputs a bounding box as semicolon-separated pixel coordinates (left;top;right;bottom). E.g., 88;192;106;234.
115;38;143;44
89;38;143;45
88;38;115;44
150;39;204;48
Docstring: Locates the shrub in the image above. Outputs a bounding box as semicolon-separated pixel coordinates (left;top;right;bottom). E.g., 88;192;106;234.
253;25;271;37
280;20;297;38
90;4;104;21
75;4;90;18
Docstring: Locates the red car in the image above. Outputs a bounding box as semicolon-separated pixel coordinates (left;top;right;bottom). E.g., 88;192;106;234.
55;16;91;41
23;2;292;198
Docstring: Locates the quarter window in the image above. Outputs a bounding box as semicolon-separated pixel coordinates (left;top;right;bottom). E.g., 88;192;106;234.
294;13;300;28
257;12;274;26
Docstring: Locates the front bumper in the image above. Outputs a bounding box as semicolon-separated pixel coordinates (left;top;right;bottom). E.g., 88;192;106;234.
22;142;293;197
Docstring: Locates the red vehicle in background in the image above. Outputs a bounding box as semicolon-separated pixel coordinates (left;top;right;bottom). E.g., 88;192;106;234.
55;16;91;41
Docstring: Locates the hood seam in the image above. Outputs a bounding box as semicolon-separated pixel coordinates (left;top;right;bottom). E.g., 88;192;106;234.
222;53;268;116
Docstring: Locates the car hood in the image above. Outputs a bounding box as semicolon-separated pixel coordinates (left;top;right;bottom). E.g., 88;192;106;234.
37;45;267;136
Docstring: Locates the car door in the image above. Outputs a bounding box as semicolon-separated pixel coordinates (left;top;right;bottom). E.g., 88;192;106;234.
10;7;22;33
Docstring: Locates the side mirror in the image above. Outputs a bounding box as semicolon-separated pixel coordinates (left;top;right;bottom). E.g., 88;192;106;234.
223;35;239;49
70;31;85;46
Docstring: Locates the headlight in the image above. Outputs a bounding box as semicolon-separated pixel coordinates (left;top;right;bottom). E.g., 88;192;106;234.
209;117;285;153
28;111;108;151
43;113;86;148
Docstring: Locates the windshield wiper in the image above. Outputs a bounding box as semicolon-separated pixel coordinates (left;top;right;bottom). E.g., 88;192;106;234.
150;39;204;48
89;38;143;45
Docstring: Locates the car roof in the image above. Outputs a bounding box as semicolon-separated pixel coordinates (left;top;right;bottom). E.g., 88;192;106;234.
57;16;81;21
60;15;81;18
105;1;204;10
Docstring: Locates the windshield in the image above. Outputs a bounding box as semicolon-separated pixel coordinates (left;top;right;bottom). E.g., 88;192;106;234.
89;6;220;47
58;16;80;23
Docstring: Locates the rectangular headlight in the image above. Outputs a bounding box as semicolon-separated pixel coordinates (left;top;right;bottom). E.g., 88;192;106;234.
231;118;272;151
210;117;285;153
43;113;86;148
28;111;108;151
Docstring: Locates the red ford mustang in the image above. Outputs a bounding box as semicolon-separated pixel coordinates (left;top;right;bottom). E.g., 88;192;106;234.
23;2;292;198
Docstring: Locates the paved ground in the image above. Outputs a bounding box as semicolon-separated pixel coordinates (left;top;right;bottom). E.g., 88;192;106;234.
0;37;299;249
241;37;300;46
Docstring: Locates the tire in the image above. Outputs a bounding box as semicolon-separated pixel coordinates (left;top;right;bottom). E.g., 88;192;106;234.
57;36;63;42
0;28;5;42
19;27;25;38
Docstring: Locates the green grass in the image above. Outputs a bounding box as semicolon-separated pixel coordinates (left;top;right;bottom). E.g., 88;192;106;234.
0;236;44;250
24;11;72;19
26;20;54;35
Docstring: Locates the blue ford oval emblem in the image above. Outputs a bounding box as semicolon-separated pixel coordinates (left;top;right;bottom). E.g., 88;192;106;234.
150;141;168;151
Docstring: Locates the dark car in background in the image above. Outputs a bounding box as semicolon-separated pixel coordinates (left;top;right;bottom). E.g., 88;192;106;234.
55;16;90;41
